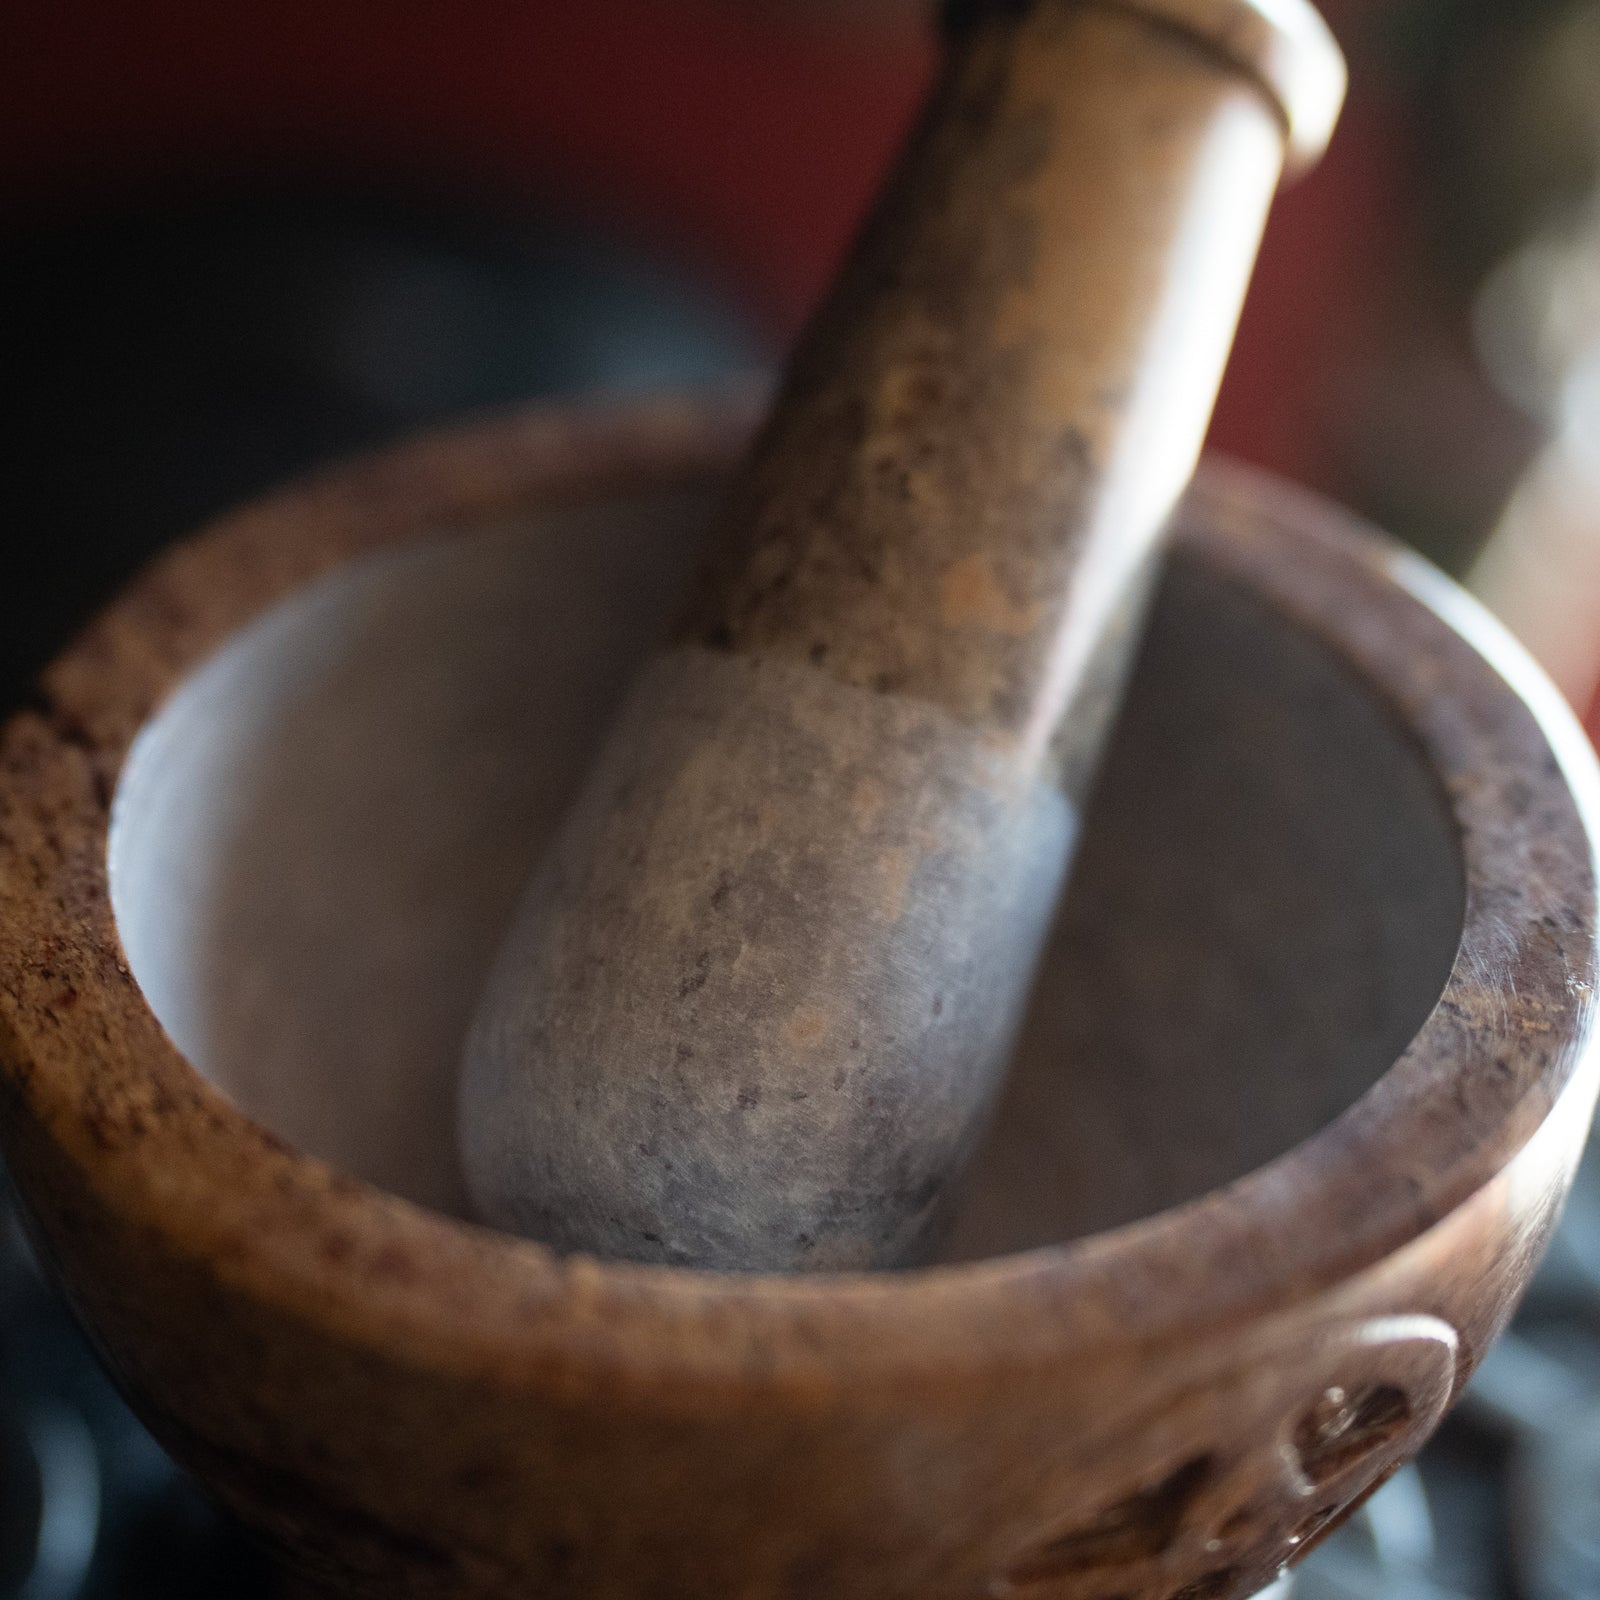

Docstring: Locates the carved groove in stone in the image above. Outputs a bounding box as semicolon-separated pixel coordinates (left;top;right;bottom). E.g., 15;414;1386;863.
1166;1568;1239;1600
1002;1455;1214;1586
1292;1384;1411;1486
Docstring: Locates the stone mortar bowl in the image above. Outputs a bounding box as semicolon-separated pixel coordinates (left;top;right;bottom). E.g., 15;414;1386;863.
1;395;1599;1600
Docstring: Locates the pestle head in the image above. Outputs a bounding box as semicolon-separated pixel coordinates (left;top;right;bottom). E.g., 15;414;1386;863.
460;648;1076;1269
458;0;1345;1271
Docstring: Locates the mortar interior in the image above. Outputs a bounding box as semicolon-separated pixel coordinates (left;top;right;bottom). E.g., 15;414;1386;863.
106;485;1466;1263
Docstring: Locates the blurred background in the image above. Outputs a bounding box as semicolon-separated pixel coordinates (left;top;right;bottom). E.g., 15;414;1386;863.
4;0;1600;1594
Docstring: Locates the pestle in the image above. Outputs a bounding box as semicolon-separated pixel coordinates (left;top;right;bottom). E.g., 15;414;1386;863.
458;0;1345;1272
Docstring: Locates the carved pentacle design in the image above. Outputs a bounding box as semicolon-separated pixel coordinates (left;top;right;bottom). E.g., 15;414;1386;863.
1292;1383;1412;1486
1270;1317;1458;1571
991;1315;1458;1600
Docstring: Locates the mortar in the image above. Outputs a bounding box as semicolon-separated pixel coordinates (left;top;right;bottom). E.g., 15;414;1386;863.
1;394;1597;1600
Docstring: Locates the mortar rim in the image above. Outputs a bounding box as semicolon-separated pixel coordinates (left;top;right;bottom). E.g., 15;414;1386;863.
0;391;1595;1397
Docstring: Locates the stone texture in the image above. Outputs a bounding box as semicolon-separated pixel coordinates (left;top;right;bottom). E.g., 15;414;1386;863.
0;400;1595;1596
462;0;1316;1268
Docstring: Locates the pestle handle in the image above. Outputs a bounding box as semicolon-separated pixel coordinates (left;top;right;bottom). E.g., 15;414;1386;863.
681;0;1340;791
459;0;1345;1272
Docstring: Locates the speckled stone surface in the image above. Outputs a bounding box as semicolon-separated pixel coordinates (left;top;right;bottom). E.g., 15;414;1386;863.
0;396;1597;1599
459;0;1309;1269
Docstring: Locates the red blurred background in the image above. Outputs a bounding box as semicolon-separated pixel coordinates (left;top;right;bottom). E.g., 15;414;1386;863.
0;0;1430;492
0;0;1578;719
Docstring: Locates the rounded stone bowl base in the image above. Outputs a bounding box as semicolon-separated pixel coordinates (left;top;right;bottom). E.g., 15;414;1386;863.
0;396;1597;1599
